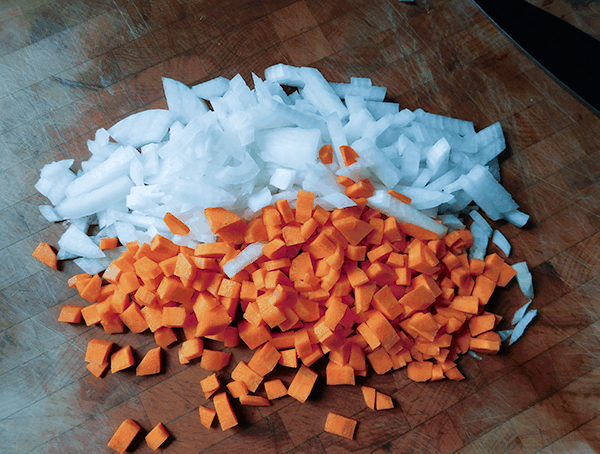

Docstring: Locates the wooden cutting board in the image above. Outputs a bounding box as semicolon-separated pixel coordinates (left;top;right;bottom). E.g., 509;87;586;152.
0;0;598;452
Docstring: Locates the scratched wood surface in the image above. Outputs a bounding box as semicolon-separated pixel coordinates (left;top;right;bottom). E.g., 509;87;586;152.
0;0;599;453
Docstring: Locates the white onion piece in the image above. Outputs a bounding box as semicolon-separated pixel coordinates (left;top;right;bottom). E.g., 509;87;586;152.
469;210;493;237
325;112;348;166
58;224;105;258
397;186;454;210
344;94;366;114
74;257;112;274
497;330;513;342
108;109;175;148
492;229;511;256
509;309;537;345
114;221;139;244
322;192;356;209
39;205;62;222
352;138;401;188
223;242;267;278
469;221;490;261
330;82;386;102
461;165;518;221
270;168;296;190
512;262;534;300
504;209;530;227
299;67;349;121
248;187;272;212
163;77;209;124
256;127;321;170
264;63;304;87
511;300;533;326
57;248;78;260
368;190;448;239
398;135;420;183
215;152;260;185
55;175;134;220
437;214;465;230
35;159;77;206
414;108;475;136
192;76;230;99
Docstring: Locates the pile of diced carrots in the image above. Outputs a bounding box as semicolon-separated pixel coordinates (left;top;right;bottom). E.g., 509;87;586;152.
48;183;519;450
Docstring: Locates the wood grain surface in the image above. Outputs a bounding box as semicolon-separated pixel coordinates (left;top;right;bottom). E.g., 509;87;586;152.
1;0;599;453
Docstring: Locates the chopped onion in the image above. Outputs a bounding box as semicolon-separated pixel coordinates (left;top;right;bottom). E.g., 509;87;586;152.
223;242;267;278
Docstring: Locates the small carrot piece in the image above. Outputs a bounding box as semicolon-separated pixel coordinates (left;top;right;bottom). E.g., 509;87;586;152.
85;339;113;364
239;395;270;406
99;238;119;250
107;419;141;454
86;361;108;378
145;422;170;451
200;373;220;399
264;379;288;400
227;380;249;398
199;406;216;429
164;212;190;235
319;144;334;164
32;242;57;269
361;386;376;410
58;305;83;323
136;347;161;376
213;392;238;430
375;391;394;410
200;350;231;371
111;345;135;373
296;190;314;223
340;145;359;166
288;364;318;403
324;412;357;439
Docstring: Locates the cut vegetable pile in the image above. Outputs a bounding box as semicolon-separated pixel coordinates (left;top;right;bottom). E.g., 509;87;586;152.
34;64;539;448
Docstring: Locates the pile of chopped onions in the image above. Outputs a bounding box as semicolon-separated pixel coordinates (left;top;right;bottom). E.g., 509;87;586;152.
35;63;530;274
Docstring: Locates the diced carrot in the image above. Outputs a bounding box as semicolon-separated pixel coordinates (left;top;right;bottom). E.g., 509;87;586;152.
231;360;263;392
468;313;496;337
99;237;119;250
238;320;271;350
111;345;135;373
120;303;149;333
145;422;170;451
376;391;394;410
200;349;231;371
248;342;281;376
333;217;374;246
204;207;246;243
86;360;109;378
312;205;331;225
164;212;190;236
319;143;334;164
279;347;298;368
367;347;393;374
239;395;270;406
324;412;357;440
154;327;178;348
226;380;249;398
445;366;465;380
288;364;318;403
346;178;375;198
81;304;101;326
472;275;496;306
32;242;57;269
199;406;216;429
58;305;83;323
407;361;433;382
179;337;204;364
337;175;355;187
340;145;359;166
107;419;141;454
387;189;412;204
80;274;102;303
85;339;113;364
213;392;238;430
326;361;355;385
200;373;220;399
264;379;288;400
296;190;314;223
372;285;403;320
361;386;376;410
136;347;161;376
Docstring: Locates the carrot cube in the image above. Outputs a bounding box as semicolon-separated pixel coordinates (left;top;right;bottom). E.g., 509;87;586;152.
199;406;217;429
100;237;119;250
278;348;298;368
58;305;83;323
200;350;231;371
179;337;204;364
85;339;113;364
239;395;270;406
288;365;318;403
248;342;281;376
119;303;149;333
361;386;376;410
375;391;394;410
154;327;177;348
200;373;220;399
31;242;57;269
324;412;357;440
145;422;170;451
226;380;249;398
213;392;238;430
86;361;108;378
162;306;188;328
136;347;161;376
107;419;141;454
231;361;263;392
264;379;288;400
111;345;135;373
